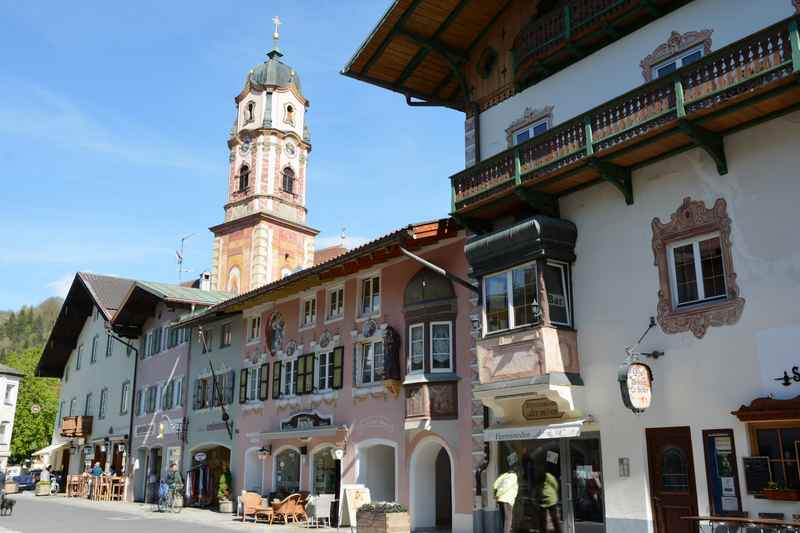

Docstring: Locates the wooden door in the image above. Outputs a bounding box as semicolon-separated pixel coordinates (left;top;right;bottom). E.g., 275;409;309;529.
646;427;699;533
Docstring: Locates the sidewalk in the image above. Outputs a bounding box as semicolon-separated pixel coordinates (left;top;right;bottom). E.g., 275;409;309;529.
25;493;338;532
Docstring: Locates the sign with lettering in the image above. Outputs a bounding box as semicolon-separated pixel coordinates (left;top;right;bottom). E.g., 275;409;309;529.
522;398;563;421
774;366;800;387
618;360;653;413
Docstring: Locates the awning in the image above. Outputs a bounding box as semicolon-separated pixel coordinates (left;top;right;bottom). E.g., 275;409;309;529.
483;419;588;443
32;441;68;457
261;426;341;441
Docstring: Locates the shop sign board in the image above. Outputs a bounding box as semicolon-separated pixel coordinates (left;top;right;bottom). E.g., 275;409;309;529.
618;359;653;413
522;398;563;421
484;420;584;442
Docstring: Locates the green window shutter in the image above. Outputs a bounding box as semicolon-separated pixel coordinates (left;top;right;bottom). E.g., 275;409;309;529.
239;369;248;404
192;381;200;410
305;354;315;394
226;370;236;405
259;363;270;401
272;361;282;399
332;346;344;390
296;356;306;395
352;345;358;386
292;360;299;395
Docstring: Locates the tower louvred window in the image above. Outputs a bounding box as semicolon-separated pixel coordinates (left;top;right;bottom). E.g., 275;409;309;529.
282;167;295;194
238;165;250;192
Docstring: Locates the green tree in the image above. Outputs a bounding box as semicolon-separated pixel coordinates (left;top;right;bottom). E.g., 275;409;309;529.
6;347;60;464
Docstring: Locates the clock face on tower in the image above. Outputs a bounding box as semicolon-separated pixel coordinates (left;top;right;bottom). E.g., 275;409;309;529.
285;142;297;158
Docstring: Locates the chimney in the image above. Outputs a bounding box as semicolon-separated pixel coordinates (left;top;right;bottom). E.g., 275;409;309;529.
200;271;211;291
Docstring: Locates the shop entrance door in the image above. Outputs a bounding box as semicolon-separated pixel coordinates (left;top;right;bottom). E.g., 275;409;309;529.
498;434;605;533
646;427;698;533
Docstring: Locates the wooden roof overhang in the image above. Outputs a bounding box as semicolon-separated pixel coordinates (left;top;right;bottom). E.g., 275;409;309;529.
110;285;163;339
179;219;460;327
342;0;511;111
37;275;96;378
450;16;800;226
732;396;800;422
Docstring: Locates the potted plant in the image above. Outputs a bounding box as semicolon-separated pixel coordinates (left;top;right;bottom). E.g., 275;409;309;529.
763;481;800;501
216;469;234;513
357;502;410;533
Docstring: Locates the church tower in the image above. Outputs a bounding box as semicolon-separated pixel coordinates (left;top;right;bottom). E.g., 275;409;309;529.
210;17;318;294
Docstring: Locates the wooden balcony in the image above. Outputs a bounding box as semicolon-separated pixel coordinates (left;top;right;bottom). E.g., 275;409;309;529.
514;0;691;90
452;17;800;220
60;416;93;438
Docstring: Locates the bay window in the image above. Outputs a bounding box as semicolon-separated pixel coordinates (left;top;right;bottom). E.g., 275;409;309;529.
430;322;453;372
484;262;537;334
408;324;424;373
544;261;571;326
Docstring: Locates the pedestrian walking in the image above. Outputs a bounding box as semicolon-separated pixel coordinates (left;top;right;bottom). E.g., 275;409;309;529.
493;453;519;533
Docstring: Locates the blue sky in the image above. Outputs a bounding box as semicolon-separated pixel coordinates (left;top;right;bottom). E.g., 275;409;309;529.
0;1;464;310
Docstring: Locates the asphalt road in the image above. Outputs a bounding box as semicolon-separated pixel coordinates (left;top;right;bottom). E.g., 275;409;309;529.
0;493;240;533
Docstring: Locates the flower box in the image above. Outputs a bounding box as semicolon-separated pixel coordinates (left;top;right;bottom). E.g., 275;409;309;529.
763;489;800;501
35;480;51;496
357;503;410;533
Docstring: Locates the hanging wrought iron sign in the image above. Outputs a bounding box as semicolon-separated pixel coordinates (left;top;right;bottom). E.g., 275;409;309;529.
618;359;653;413
618;317;663;414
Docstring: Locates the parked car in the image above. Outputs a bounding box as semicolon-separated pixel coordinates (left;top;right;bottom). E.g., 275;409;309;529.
5;466;21;479
12;471;36;491
29;468;43;483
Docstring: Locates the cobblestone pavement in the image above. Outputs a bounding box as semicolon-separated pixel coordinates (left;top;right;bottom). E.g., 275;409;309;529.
0;492;339;533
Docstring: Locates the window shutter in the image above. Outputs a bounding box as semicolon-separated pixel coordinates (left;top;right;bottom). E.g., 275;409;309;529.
353;345;358;386
305;354;315;394
225;370;236;405
296;357;305;395
332;346;344;389
272;361;282;399
239;369;248;403
259;363;270;400
292;361;299;395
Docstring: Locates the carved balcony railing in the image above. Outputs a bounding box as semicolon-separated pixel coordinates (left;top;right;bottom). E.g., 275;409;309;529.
60;416;93;438
513;0;691;88
454;17;800;216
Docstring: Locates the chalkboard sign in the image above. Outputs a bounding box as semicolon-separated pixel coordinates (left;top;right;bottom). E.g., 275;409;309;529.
742;456;772;494
338;484;371;528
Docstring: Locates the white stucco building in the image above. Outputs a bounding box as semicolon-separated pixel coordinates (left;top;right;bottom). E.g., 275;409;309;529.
0;365;23;471
346;1;800;532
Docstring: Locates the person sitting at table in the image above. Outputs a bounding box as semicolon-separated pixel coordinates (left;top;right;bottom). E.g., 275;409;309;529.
91;462;103;477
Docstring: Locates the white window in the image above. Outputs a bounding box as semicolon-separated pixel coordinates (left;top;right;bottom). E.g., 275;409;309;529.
0;423;7;444
283;359;296;396
98;388;108;419
174;377;183;407
317;351;334;391
3;384;13;405
221;323;232;348
667;233;727;308
358;341;384;385
327;287;344;320
120;381;130;415
483;262;538;334
248;316;262;341
201;328;214;353
653;45;704;79
544;261;571;326
69;397;76;417
246;367;260;401
408;324;425;374
360;276;380;316
84;393;93;416
301;297;317;327
430;322;453;372
513;118;549;146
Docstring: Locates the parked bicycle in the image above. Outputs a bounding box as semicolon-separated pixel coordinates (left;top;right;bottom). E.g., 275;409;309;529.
155;480;183;513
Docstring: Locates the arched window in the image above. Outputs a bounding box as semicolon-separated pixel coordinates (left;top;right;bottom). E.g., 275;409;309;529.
238;165;250;192
282;167;295;194
245;101;255;122
284;103;295;125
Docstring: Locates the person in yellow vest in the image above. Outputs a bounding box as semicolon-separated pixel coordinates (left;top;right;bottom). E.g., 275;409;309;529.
493;452;519;533
535;462;561;533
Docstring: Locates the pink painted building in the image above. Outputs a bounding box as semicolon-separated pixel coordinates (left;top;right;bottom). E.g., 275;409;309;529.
183;219;478;533
111;279;230;502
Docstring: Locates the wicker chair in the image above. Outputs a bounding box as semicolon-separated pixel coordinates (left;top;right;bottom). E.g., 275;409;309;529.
272;493;302;524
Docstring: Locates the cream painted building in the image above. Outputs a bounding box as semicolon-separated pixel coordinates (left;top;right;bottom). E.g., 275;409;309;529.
347;1;800;532
0;365;23;471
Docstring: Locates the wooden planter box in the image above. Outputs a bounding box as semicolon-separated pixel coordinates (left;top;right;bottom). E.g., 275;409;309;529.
35;481;51;496
763;489;800;501
3;481;18;494
356;511;410;533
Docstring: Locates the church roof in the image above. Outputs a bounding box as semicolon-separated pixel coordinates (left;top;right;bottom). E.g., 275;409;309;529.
247;48;302;94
